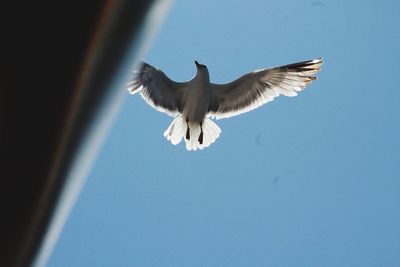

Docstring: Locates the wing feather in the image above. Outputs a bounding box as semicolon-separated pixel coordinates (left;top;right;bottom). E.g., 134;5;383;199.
127;62;188;117
208;58;323;119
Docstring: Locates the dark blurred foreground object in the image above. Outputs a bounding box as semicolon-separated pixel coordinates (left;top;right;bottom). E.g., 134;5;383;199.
0;1;170;266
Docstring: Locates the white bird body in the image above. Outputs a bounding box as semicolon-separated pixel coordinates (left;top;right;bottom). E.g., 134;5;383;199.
128;58;323;151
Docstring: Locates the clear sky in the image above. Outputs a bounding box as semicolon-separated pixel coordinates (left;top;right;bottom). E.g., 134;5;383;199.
48;1;400;266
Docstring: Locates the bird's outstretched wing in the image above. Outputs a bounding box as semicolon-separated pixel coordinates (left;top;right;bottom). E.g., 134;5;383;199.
127;62;188;117
208;58;323;119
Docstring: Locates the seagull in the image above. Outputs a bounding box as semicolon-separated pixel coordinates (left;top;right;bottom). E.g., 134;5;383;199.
128;58;323;151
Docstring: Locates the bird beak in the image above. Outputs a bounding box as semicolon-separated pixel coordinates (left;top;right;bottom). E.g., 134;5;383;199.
195;60;199;67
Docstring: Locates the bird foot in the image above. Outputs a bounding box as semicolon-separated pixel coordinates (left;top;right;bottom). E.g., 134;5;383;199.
186;127;190;140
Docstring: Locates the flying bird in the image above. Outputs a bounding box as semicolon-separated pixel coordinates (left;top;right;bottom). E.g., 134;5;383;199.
128;58;323;151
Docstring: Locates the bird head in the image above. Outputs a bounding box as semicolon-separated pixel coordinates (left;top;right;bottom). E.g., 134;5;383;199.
195;60;207;70
194;61;209;80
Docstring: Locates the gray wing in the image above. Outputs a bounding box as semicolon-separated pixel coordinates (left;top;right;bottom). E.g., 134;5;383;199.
208;58;323;119
127;62;187;117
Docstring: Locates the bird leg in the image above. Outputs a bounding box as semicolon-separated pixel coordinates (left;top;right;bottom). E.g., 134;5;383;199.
198;124;203;145
186;127;190;140
186;117;190;140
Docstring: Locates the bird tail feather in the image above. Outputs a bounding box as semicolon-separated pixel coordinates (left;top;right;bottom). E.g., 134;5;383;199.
163;116;221;151
163;116;186;145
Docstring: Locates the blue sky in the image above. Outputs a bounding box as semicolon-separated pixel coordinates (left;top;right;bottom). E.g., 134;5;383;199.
48;1;400;266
